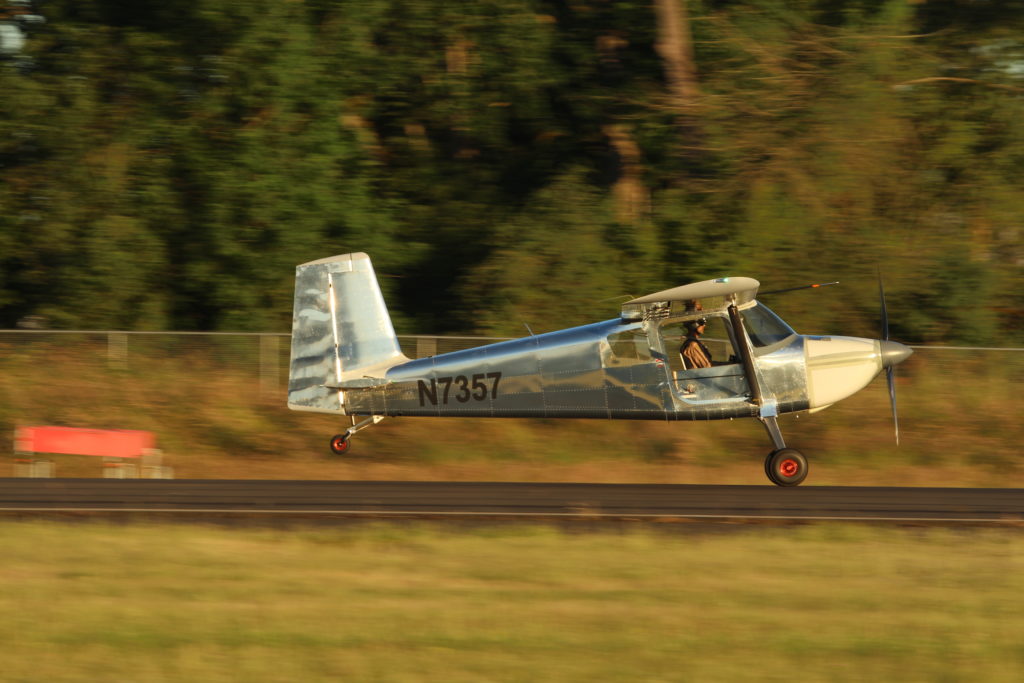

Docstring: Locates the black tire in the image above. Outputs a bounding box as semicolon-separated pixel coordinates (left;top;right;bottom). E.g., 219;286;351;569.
329;433;351;455
765;448;808;487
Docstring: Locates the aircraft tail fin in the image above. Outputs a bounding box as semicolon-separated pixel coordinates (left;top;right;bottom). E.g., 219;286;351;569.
287;252;408;414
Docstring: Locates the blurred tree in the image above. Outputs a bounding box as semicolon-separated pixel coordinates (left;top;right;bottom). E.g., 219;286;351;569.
0;0;1020;345
458;169;639;335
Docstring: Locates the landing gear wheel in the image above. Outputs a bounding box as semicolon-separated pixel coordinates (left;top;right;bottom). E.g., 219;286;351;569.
329;433;351;455
765;448;808;487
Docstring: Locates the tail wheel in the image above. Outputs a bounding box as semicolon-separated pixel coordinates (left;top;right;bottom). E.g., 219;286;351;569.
329;433;351;455
765;448;808;487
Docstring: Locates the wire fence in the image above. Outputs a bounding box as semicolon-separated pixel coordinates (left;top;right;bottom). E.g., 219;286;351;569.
1;330;1022;474
2;330;1023;408
0;330;516;396
2;329;1022;437
2;331;1022;386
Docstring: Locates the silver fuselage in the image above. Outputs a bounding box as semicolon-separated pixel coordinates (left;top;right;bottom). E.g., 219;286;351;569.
340;313;883;421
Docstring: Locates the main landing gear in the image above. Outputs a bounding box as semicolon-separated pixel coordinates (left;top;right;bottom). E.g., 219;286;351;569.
328;415;385;456
759;415;808;487
764;448;808;487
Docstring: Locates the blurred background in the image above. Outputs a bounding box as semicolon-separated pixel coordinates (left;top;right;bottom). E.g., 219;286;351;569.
1;0;1023;480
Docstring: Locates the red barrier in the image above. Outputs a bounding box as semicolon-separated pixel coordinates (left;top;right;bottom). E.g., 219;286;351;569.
15;426;155;459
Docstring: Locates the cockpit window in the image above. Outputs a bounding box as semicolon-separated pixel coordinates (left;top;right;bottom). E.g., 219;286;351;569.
607;327;652;364
660;316;738;373
741;303;796;348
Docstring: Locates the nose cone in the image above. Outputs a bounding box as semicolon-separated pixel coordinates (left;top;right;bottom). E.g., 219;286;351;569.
880;340;913;368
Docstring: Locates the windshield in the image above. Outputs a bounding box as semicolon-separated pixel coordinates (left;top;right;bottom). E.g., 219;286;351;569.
741;303;796;348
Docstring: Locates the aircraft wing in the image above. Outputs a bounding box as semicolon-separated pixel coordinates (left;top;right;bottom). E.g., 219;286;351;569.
625;277;760;306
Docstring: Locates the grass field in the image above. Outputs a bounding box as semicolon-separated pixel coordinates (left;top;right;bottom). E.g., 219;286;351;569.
1;522;1023;682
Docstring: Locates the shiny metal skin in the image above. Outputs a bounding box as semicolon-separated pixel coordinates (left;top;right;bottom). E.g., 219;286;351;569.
335;302;811;421
287;253;913;486
880;340;913;368
288;253;407;415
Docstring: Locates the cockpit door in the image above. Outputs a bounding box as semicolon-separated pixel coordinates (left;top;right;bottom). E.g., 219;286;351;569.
653;314;752;406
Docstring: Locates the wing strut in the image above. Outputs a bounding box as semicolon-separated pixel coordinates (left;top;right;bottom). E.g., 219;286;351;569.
728;303;792;455
727;304;762;407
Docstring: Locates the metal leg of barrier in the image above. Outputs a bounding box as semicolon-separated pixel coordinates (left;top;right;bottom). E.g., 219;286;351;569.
14;457;54;478
141;449;172;479
103;458;139;479
13;459;55;478
143;464;174;478
33;460;55;478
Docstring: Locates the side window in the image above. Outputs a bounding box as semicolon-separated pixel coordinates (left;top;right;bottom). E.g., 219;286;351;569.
667;317;738;373
607;328;652;366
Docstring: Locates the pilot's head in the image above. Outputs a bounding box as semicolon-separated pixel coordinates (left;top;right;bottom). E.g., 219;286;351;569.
685;318;707;334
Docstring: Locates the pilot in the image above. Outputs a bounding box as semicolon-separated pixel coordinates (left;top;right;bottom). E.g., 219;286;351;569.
680;318;712;369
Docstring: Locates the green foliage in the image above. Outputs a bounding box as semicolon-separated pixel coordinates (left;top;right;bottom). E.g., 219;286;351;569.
459;169;651;334
1;0;1022;344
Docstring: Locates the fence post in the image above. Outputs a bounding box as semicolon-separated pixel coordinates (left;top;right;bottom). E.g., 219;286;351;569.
416;337;437;359
108;332;128;369
260;334;280;397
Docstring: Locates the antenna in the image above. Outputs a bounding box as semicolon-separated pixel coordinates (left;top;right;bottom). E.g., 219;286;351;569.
759;281;839;296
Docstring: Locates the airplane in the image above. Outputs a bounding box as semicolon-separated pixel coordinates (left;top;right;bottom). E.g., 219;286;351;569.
287;252;912;486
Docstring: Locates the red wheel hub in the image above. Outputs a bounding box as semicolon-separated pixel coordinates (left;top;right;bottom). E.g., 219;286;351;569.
778;458;799;477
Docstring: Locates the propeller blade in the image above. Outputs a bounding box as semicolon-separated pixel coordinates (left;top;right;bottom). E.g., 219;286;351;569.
879;270;899;445
887;366;900;446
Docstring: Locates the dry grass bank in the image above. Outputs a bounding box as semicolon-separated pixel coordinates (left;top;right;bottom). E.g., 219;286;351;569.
0;338;1020;486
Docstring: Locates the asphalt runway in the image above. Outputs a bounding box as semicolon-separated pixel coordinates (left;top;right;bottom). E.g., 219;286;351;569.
0;479;1022;524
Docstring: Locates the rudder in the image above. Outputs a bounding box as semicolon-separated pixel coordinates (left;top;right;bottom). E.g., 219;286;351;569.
287;252;407;414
